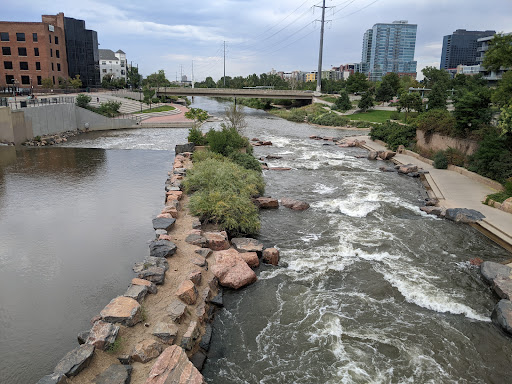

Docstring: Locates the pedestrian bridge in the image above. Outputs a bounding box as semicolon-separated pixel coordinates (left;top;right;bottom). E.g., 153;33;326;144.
155;87;315;100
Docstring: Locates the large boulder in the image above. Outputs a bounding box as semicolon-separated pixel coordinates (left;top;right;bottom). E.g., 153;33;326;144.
93;364;132;384
133;256;169;273
280;198;310;211
181;321;200;351
152;322;178;345
131;339;164;364
253;197;279;209
185;233;208;247
167;300;187;323
262;248;280;266
210;249;257;289
36;373;68;384
137;267;166;285
204;231;230;251
378;151;396;160
445;208;485;223
152;217;176;231
501;197;512;214
231;238;264;254
131;278;157;294
100;296;142;327
420;206;446;217
144;345;205;384
367;151;378;160
54;344;95;377
86;321;120;351
480;261;512;284
398;164;418;174
240;252;259;268
149;240;177;258
176;280;198;305
492;299;512;335
124;284;148;303
494;277;512;300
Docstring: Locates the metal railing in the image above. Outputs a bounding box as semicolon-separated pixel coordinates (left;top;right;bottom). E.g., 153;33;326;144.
1;96;76;110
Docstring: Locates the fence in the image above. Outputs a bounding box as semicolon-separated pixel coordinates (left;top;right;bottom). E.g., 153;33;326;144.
1;96;76;110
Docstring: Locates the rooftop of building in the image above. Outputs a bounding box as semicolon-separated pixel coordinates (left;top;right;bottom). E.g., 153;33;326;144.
99;49;119;60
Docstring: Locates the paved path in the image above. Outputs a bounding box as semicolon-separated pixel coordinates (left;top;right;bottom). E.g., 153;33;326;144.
350;135;512;251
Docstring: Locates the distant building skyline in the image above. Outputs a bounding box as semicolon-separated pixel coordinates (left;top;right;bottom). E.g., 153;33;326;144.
440;29;495;70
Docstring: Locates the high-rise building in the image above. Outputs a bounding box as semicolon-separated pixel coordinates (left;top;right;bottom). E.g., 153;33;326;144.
361;20;417;82
440;29;495;70
63;16;100;88
0;13;68;89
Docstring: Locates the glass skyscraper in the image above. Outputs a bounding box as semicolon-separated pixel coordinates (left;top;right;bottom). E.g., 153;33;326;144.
440;29;495;70
361;20;417;82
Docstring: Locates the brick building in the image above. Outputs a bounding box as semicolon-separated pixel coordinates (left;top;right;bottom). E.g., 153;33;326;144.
0;13;68;90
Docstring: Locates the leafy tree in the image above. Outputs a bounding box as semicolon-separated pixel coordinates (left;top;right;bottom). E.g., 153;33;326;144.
98;100;122;117
427;82;447;110
205;76;216;88
101;74;114;89
224;104;247;132
41;78;53;89
58;77;70;89
144;70;171;88
375;81;395;102
143;87;155;104
127;66;141;88
492;71;512;107
70;75;82;89
414;109;456;137
75;94;91;108
185;108;209;123
422;66;451;88
498;104;512;137
358;92;374;112
399;75;421;94
381;72;401;95
334;90;351;111
452;87;492;136
346;72;370;94
482;33;512;72
397;92;423;122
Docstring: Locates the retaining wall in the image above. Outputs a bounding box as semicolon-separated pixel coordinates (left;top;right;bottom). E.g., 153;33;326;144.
416;130;479;155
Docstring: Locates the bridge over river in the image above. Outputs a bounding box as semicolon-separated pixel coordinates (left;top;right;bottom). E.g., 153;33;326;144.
155;87;315;100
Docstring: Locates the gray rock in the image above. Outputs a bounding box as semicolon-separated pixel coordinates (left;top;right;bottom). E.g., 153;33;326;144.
420;206;446;217
54;344;95;377
165;185;181;192
167;300;187;323
117;355;132;365
77;330;89;345
137;267;165;285
407;172;420;178
445;208;485;223
152;217;176;231
190;350;207;371
367;151;378;160
149;239;177;258
185;233;208;247
481;262;512;284
231;238;264;254
36;373;68;384
192;218;202;229
152;322;179;344
195;248;212;258
199;324;213;351
191;255;208;268
93;364;132;384
86;321;120;351
155;229;167;238
494;277;512;300
492;299;512;335
173;168;187;175
425;198;439;206
124;284;148;303
133;256;169;273
398;164;418;174
210;291;223;307
379;166;396;172
181;321;199;350
175;143;195;154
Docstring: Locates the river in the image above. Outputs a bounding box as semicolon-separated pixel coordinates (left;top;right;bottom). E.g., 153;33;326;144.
0;97;510;383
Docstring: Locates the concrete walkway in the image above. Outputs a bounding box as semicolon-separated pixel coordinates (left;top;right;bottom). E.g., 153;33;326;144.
350;135;512;252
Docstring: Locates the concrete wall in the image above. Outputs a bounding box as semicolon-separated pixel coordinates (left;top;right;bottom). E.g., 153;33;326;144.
0;107;15;143
0;107;32;144
24;104;77;137
75;106;137;131
416;130;479;156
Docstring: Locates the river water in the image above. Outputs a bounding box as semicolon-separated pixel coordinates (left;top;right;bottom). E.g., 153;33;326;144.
0;97;510;383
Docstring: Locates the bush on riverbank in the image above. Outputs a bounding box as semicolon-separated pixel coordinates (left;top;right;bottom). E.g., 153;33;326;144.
309;112;350;127
184;158;264;235
468;130;512;183
206;125;253;156
369;121;416;150
269;103;325;123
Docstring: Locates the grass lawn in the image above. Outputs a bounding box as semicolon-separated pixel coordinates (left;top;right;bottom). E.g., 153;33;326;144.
349;110;403;123
320;96;337;103
138;105;176;114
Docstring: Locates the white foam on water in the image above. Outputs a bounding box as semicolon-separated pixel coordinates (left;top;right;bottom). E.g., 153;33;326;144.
300;233;321;242
313;183;338;195
380;269;490;322
313;197;380;218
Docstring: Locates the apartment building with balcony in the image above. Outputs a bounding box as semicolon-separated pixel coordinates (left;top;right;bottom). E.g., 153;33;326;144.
99;49;127;82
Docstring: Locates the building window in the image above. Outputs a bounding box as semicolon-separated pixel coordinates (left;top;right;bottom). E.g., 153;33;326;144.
34;47;39;56
51;62;54;71
102;68;107;73
49;35;52;43
4;61;13;69
56;50;59;58
50;48;53;57
102;61;106;65
121;70;125;75
16;33;25;42
18;47;27;56
6;74;14;84
57;63;61;71
2;47;11;55
37;76;42;85
21;75;30;85
36;62;41;70
19;62;28;70
33;33;38;42
0;32;9;41
55;36;58;44
52;76;55;85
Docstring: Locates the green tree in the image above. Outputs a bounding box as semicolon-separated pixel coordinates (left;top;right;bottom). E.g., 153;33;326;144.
185;108;209;123
492;71;512;107
75;94;91;108
397;92;423;122
101;74;114;89
41;78;53;89
127;67;141;88
482;33;512;72
70;75;82;89
144;70;171;88
453;87;492;136
346;72;370;94
382;72;401;95
422;66;451;88
358;92;374;112
334;90;352;111
98;100;122;117
498;104;512;136
427;82;447;110
205;76;216;88
375;81;395;103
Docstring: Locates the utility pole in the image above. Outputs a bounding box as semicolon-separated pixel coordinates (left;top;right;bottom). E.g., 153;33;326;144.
223;41;226;87
180;65;183;84
315;0;328;94
192;60;194;88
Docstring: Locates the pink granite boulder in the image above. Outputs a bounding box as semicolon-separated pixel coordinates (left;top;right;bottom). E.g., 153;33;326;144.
210;249;257;289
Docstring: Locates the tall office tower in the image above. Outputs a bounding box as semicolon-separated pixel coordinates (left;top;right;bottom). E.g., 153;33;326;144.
361;20;417;82
440;29;495;70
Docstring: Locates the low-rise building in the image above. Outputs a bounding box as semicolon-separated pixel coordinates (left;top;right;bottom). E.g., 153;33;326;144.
477;33;510;82
99;49;127;82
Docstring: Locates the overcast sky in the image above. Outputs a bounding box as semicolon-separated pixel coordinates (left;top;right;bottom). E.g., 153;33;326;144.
3;0;511;81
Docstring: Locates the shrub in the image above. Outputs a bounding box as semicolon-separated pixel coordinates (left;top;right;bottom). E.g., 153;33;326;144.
271;108;307;123
76;94;91;108
98;100;121;117
433;151;449;169
192;150;225;163
206;125;251;156
228;152;262;172
468;132;512;183
414;109;456;138
309;112;350;127
334;91;352;111
187;126;208;146
369;121;416;150
389;111;400;120
444;147;466;167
